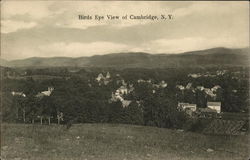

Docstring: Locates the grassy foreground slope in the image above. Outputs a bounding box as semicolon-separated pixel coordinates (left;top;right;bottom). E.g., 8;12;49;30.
1;123;249;160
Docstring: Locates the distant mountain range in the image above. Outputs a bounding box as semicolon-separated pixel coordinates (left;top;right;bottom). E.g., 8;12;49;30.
1;47;249;68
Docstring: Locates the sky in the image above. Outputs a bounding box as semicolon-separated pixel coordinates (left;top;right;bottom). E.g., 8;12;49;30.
1;1;249;60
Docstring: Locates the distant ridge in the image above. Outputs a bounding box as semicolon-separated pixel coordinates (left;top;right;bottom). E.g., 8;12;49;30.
1;47;249;68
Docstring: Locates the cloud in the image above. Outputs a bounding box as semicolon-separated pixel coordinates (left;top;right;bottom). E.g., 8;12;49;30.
139;37;249;54
174;1;248;17
1;20;37;33
1;1;53;20
38;36;249;58
45;1;249;30
1;1;248;60
38;42;130;57
1;1;57;33
1;1;248;31
2;35;248;60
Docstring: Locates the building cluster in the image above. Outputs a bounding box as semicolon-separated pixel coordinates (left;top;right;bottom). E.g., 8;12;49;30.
11;91;26;97
110;80;134;108
137;79;167;88
188;70;227;78
137;79;152;83
9;71;230;118
137;79;168;93
178;101;221;117
96;72;111;85
152;80;168;89
176;83;193;91
11;87;54;98
176;83;222;100
176;83;222;117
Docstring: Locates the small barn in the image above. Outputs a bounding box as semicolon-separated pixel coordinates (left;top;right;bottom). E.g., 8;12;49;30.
207;102;221;113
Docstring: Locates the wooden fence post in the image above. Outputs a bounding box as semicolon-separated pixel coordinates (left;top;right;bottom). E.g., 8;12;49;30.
48;117;51;125
40;116;43;125
23;109;26;123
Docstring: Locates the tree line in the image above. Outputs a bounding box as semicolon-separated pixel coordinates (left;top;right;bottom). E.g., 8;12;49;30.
1;66;249;129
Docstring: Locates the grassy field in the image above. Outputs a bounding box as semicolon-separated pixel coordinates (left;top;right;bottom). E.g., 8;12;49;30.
1;123;249;160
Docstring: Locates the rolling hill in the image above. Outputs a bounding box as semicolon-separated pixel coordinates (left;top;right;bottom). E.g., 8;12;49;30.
1;47;249;68
1;123;249;160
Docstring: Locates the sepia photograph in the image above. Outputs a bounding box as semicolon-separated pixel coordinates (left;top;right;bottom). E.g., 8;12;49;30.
0;1;249;160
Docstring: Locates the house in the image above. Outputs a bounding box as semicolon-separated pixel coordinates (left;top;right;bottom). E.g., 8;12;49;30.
106;72;111;79
110;92;131;108
196;86;204;91
137;79;152;83
196;102;221;118
96;73;104;82
153;81;168;89
211;85;221;92
122;100;131;108
178;103;197;112
188;73;201;78
216;70;226;75
159;80;167;88
204;88;216;98
41;87;54;96
115;84;134;96
11;91;26;97
207;102;221;113
178;103;197;116
96;72;111;85
117;86;128;95
36;87;54;97
176;85;185;90
137;79;144;83
110;82;134;107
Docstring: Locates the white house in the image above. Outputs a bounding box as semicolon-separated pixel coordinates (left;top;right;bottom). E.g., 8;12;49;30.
207;102;221;113
178;103;197;112
110;92;131;108
159;80;167;88
137;79;152;83
117;86;128;95
11;91;26;97
176;85;185;90
204;88;216;98
153;81;168;89
36;87;54;97
188;73;201;78
196;86;204;91
42;87;54;96
216;70;226;75
122;100;131;108
106;72;111;79
96;73;104;82
211;85;221;92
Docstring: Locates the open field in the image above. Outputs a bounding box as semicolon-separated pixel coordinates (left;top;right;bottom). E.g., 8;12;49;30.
1;123;249;160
